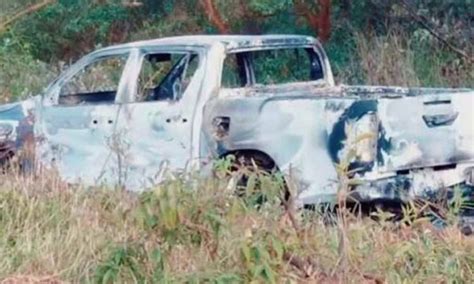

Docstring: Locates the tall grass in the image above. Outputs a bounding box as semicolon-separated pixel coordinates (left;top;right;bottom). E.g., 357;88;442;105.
1;164;473;283
355;29;474;88
329;30;473;88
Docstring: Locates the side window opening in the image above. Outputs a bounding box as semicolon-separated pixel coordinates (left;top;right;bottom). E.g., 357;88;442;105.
58;54;128;106
136;52;199;102
221;48;324;88
221;53;251;88
306;48;324;80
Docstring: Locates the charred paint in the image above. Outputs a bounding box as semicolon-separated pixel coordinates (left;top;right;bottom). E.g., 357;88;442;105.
327;99;378;172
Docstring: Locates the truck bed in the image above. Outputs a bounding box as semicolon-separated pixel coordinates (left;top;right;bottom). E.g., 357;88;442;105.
207;83;473;203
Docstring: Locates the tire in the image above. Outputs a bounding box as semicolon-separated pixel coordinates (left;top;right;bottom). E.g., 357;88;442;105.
227;152;287;206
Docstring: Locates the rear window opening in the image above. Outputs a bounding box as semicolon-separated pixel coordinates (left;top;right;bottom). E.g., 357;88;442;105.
222;47;324;88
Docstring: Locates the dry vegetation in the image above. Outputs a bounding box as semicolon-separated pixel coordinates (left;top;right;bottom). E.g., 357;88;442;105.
352;31;473;88
1;1;473;283
1;162;473;283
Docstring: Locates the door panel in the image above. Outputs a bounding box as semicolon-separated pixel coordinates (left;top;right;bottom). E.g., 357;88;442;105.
36;51;132;186
37;104;120;185
112;102;192;189
111;50;203;189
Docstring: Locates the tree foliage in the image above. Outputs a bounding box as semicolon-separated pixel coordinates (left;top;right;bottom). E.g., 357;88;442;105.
0;0;472;100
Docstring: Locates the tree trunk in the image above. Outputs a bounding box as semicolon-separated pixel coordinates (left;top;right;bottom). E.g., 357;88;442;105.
293;0;332;42
318;0;331;42
200;0;230;34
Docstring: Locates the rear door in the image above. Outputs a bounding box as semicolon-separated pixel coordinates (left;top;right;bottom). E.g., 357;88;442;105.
36;51;131;186
111;48;205;189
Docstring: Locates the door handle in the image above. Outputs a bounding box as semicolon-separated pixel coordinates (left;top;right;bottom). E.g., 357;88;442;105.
423;99;451;105
165;116;188;123
91;118;114;125
422;112;459;127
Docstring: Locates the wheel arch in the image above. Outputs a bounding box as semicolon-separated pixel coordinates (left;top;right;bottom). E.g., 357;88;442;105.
219;149;280;172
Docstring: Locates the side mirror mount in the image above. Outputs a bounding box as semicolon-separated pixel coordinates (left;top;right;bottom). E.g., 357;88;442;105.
41;85;60;107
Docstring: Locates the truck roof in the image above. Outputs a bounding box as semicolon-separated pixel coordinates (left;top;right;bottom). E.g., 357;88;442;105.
101;34;318;52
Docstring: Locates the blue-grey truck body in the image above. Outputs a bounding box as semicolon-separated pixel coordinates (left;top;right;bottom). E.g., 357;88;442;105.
0;35;473;206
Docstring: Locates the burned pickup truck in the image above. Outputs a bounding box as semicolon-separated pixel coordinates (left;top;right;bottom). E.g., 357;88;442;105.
0;35;473;207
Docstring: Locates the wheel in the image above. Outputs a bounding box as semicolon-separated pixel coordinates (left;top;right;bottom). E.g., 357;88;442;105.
227;152;287;207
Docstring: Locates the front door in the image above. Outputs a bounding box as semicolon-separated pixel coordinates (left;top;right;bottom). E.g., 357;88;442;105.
36;52;131;186
112;50;204;189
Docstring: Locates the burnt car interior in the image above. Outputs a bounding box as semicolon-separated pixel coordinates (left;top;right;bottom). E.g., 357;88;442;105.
137;52;199;102
58;91;116;106
57;52;199;106
58;54;129;106
222;47;324;88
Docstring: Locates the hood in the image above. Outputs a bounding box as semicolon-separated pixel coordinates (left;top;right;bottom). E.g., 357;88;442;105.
0;102;18;112
0;97;38;119
0;98;37;146
0;101;25;120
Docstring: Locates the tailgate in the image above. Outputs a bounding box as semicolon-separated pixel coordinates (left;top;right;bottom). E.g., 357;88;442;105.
377;92;474;172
